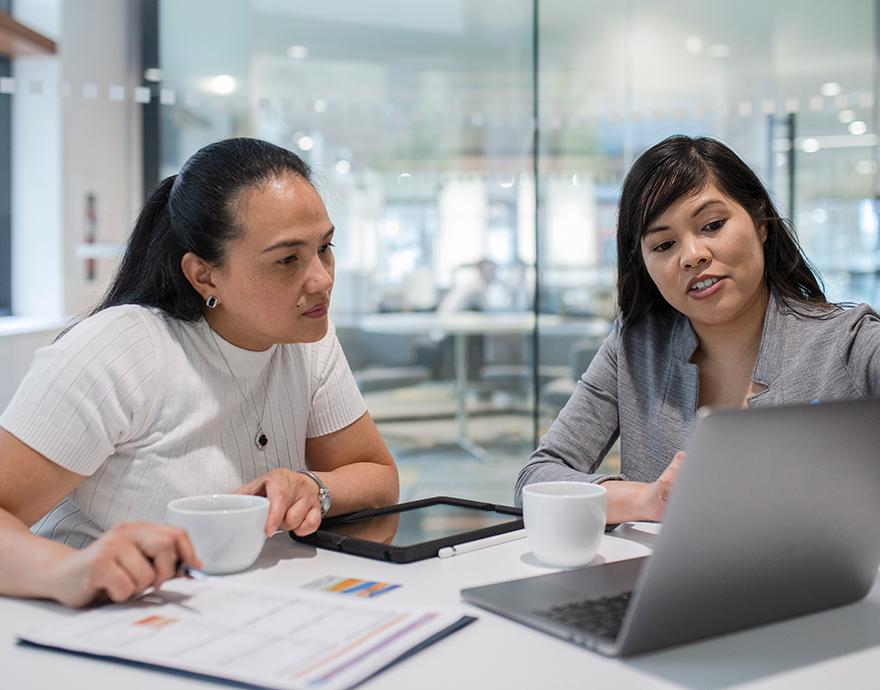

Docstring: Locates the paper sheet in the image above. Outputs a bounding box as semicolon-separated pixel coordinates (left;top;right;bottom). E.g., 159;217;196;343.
19;578;471;690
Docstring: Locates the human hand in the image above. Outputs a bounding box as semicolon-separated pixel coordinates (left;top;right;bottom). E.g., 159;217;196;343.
635;451;685;522
45;522;200;608
235;469;322;537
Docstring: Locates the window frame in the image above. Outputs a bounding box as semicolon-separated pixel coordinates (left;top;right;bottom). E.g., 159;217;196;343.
0;51;11;316
0;0;12;315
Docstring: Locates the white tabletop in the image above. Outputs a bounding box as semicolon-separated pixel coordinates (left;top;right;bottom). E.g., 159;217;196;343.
4;524;880;690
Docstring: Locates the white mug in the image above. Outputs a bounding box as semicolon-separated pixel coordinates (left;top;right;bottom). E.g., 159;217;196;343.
167;494;269;575
522;481;606;568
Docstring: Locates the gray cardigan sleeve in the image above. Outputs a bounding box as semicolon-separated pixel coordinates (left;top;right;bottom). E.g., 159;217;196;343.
841;306;880;396
514;321;623;505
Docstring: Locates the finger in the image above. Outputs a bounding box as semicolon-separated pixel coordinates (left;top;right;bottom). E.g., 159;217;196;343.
149;549;178;588
264;478;295;535
132;526;192;582
292;507;322;537
281;496;312;533
133;524;178;555
115;543;158;594
171;528;202;570
661;452;685;480
98;562;139;603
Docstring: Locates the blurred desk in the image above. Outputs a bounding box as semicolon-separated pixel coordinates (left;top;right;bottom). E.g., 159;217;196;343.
4;525;880;689
358;312;609;460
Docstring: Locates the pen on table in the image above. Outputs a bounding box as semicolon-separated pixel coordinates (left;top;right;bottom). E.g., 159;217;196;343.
437;530;527;558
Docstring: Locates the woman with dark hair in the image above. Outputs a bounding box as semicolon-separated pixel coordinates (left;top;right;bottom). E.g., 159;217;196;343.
516;135;880;523
0;138;398;606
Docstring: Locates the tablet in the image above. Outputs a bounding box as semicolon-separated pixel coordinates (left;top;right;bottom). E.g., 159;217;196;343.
290;496;524;563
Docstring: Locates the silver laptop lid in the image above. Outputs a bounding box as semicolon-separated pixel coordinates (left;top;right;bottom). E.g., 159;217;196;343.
618;398;880;655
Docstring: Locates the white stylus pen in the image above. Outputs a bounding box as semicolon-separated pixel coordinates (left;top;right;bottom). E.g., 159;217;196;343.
437;530;527;558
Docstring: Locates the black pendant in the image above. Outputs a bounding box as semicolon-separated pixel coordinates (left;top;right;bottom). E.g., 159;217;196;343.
255;429;269;450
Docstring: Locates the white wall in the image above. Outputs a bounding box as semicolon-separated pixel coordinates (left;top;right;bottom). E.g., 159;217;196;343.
60;0;142;315
4;1;142;408
11;0;141;320
11;1;63;318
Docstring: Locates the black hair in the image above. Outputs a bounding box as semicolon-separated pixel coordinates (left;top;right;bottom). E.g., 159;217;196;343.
616;135;828;326
92;137;312;321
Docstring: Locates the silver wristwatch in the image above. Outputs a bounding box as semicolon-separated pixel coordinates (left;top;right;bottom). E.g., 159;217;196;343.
297;470;331;517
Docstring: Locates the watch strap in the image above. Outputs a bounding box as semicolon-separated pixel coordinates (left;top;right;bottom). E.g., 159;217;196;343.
296;470;331;517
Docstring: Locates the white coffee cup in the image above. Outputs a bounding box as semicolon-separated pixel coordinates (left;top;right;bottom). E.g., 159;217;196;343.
166;494;269;575
522;481;606;568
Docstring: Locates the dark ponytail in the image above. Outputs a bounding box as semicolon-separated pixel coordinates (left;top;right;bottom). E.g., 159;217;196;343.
90;137;313;321
93;175;204;319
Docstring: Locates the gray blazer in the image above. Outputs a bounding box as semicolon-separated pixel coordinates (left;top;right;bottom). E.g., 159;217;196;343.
515;293;880;504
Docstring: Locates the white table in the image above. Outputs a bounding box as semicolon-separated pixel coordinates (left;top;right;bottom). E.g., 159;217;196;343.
4;525;880;690
358;312;609;460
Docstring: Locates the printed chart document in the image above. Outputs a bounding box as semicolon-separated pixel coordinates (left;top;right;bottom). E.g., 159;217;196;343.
18;578;474;690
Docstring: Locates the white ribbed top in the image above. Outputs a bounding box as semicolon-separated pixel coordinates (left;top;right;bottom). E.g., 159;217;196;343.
0;305;366;547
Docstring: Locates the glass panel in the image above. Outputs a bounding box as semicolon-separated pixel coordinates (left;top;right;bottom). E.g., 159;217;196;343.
782;3;878;304
4;0;875;503
537;0;878;466
159;0;536;503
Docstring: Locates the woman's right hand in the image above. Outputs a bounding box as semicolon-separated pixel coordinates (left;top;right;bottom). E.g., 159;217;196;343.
634;451;685;522
44;522;200;608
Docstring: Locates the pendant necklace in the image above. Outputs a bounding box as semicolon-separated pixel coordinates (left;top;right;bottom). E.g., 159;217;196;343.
209;326;276;451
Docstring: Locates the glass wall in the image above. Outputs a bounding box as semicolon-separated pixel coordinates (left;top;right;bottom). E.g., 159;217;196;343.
2;0;878;502
536;0;878;438
157;0;539;500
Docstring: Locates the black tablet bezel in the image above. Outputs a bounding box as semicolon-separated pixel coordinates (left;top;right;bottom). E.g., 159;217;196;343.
290;496;524;563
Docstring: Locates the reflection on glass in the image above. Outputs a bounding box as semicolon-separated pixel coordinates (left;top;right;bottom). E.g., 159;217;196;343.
322;504;520;548
320;511;400;545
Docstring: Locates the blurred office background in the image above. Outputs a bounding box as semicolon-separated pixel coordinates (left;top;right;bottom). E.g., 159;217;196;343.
1;0;878;503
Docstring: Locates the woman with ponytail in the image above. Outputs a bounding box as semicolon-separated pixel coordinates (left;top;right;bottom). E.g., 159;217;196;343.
0;138;399;607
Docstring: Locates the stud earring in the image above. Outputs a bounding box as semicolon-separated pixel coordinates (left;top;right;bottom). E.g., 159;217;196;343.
206;295;219;309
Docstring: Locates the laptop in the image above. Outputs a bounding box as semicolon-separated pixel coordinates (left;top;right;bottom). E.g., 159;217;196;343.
462;399;880;656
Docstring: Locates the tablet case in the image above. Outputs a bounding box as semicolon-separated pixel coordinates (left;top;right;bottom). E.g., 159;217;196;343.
290;496;524;563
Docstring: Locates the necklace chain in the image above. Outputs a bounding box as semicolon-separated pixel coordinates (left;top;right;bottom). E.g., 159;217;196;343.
208;326;275;451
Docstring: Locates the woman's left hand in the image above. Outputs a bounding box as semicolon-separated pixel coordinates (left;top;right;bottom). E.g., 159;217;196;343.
235;469;322;537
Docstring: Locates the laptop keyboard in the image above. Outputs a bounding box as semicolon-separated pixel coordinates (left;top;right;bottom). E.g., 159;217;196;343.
540;591;633;641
